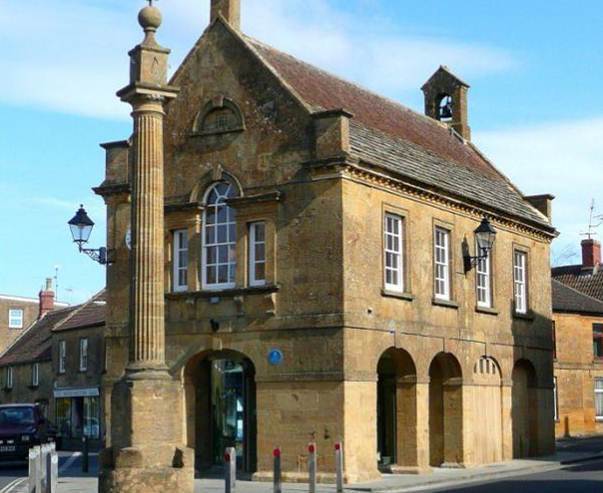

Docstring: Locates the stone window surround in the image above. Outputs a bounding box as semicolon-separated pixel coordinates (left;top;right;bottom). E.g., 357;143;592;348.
512;243;531;317
432;218;455;305
191;96;246;137
165;189;280;295
381;202;412;299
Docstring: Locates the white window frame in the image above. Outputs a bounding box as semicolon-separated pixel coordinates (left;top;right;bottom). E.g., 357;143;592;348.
595;378;603;420
79;338;88;372
5;367;13;390
202;182;237;291
476;241;492;308
59;340;66;374
173;229;189;292
32;363;39;387
8;309;23;329
434;227;451;300
249;222;267;287
384;213;404;293
513;250;528;314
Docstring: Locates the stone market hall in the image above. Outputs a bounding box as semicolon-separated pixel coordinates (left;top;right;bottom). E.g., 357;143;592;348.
94;1;557;489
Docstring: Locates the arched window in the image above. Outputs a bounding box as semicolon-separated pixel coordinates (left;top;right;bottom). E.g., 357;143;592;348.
202;182;237;289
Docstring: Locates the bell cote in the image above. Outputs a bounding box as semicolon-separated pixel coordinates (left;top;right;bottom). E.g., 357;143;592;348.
422;66;471;141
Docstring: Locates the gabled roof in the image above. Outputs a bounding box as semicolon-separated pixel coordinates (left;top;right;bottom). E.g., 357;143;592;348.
172;19;552;232
242;36;552;231
552;278;603;315
0;307;76;366
0;291;106;367
552;265;603;302
422;65;470;90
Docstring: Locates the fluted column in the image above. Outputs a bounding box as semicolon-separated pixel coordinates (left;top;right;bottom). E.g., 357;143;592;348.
128;96;166;370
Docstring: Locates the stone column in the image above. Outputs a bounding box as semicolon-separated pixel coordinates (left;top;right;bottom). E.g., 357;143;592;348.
98;4;194;492
129;96;167;371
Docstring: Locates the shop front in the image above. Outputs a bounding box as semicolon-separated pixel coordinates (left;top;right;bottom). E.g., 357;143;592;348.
54;387;101;451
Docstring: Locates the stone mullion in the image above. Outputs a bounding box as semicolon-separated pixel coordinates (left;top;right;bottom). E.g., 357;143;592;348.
129;102;166;368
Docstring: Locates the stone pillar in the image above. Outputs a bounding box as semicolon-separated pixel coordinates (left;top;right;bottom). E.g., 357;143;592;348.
128;97;167;370
98;4;194;492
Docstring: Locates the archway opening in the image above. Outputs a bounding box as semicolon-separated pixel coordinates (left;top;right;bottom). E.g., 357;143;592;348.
429;352;463;467
376;347;417;469
184;350;257;474
471;356;503;464
512;359;538;458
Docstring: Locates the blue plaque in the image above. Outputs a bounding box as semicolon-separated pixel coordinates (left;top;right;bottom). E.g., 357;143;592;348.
268;349;284;366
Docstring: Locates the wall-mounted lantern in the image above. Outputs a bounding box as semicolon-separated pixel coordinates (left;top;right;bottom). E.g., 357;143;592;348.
68;205;113;265
465;217;497;269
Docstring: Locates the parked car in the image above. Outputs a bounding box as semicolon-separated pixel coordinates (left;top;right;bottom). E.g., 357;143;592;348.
0;404;57;461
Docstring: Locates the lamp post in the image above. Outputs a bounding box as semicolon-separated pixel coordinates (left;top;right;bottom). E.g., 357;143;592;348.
67;205;111;265
465;217;497;269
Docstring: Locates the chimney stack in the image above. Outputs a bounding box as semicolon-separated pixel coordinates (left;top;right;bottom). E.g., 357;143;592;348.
38;278;55;319
581;239;601;271
211;0;241;30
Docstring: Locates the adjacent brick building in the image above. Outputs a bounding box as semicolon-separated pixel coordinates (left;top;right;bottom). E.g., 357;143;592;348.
0;279;65;352
96;1;557;485
0;292;105;450
553;239;603;437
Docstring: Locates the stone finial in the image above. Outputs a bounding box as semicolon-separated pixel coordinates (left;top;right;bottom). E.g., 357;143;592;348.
138;2;162;46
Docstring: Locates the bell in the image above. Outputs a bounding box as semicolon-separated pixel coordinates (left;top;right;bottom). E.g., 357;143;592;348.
440;98;453;120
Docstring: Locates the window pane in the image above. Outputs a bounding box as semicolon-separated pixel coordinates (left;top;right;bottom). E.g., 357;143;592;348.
218;265;228;283
217;225;227;243
207;266;216;284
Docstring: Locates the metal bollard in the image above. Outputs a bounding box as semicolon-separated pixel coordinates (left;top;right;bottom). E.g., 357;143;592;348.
82;435;89;473
273;448;282;493
335;443;343;493
224;447;236;493
28;447;37;493
48;452;58;493
40;444;49;490
308;443;317;493
34;445;42;493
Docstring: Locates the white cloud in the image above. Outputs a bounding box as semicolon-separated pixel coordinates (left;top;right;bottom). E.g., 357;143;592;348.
475;118;603;265
0;0;517;119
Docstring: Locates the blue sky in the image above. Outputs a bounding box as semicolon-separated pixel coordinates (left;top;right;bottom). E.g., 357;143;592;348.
1;0;601;303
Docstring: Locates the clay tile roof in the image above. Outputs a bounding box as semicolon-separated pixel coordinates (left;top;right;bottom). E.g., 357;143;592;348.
552;265;603;302
52;300;105;333
244;36;552;230
552;278;603;315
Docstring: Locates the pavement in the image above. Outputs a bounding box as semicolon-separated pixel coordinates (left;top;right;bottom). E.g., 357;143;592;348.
1;436;602;493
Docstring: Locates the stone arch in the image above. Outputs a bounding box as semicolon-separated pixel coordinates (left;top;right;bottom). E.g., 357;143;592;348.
193;96;245;136
189;167;243;205
469;356;503;465
428;352;463;467
512;359;538;458
183;349;257;474
376;347;418;471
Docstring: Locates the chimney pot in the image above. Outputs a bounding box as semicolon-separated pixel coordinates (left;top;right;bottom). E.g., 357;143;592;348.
581;239;601;270
211;0;241;30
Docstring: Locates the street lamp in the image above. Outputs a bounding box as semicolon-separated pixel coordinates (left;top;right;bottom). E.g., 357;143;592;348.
465;217;497;268
68;205;112;265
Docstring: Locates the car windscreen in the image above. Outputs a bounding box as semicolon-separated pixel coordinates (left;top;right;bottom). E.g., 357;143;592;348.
0;408;35;426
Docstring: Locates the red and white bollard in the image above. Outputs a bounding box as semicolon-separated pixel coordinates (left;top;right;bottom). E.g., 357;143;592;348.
273;448;282;493
335;442;343;493
224;447;236;493
308;443;317;493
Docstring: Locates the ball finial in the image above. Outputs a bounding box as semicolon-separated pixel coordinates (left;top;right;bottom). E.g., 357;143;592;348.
138;1;162;31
